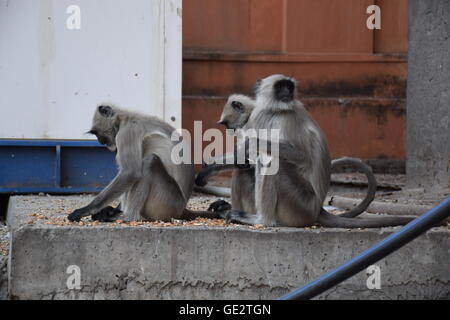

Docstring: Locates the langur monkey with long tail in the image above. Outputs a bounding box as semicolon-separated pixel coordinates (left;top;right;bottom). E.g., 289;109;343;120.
200;75;415;228
196;94;377;219
68;105;220;222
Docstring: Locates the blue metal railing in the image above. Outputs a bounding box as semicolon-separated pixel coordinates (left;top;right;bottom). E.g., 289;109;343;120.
279;196;450;300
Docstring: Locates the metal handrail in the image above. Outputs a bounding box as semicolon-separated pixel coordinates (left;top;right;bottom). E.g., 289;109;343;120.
279;197;450;300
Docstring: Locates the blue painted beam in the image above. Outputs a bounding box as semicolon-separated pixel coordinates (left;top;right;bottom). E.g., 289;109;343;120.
0;139;103;147
0;139;117;194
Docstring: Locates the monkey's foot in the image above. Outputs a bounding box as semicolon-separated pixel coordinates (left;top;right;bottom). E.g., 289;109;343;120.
91;206;123;222
207;200;232;213
68;207;90;222
222;209;256;225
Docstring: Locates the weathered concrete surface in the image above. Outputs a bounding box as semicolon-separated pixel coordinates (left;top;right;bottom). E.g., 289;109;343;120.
0;256;6;300
406;0;450;191
0;224;8;300
7;196;450;300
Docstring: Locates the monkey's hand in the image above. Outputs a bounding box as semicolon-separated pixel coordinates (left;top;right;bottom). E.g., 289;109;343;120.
194;161;213;186
91;206;123;222
207;199;232;213
68;206;91;222
195;171;209;187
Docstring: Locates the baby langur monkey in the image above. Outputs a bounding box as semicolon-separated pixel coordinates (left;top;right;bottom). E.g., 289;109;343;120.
196;94;377;218
200;75;416;228
68;104;220;222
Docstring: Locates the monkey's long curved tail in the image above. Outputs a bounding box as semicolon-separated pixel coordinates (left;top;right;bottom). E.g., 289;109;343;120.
193;185;231;197
331;157;377;218
318;209;415;228
195;158;377;217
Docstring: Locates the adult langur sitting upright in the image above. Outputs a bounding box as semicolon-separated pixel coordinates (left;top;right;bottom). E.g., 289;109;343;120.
204;75;414;228
196;93;378;219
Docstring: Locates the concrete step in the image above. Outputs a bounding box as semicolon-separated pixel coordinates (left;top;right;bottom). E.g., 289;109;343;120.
5;195;450;299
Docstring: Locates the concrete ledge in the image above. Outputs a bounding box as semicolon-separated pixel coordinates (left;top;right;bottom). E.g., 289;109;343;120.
7;196;450;300
0;255;7;300
0;224;8;300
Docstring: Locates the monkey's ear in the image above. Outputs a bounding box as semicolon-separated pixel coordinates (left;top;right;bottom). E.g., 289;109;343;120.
98;105;114;117
231;101;244;113
253;78;262;95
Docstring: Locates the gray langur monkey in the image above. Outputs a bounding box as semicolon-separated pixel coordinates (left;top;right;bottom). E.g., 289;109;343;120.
68;104;220;222
196;94;377;218
203;75;415;228
190;94;255;199
211;94;256;213
217;94;256;130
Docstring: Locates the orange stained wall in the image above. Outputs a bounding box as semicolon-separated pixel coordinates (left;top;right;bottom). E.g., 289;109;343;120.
182;0;409;161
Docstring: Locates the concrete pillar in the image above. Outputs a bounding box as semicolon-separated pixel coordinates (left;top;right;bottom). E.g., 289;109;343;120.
406;0;450;191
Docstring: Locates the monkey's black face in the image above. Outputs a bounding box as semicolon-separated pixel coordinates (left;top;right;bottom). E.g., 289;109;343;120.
218;120;230;129
274;79;295;102
88;129;111;147
96;134;109;146
218;117;238;129
231;101;245;113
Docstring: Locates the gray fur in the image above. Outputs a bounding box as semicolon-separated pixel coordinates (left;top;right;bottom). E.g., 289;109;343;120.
199;93;377;219
68;104;216;222
211;75;414;228
218;94;255;130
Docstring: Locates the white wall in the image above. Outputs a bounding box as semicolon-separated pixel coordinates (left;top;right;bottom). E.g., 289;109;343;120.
0;0;182;139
